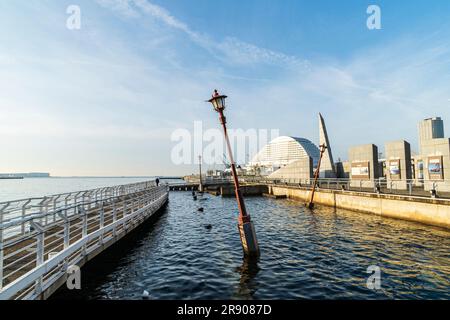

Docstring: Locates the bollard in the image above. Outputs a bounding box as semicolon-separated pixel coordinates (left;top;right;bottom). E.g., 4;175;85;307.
431;188;437;199
375;182;382;194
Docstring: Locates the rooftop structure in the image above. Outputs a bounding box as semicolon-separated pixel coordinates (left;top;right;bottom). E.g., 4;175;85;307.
418;117;444;154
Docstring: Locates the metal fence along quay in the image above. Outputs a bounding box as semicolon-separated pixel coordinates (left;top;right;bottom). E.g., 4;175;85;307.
196;176;450;199
0;181;169;300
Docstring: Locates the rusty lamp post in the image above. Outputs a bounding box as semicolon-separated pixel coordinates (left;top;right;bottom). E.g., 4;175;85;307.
207;90;260;257
307;144;327;209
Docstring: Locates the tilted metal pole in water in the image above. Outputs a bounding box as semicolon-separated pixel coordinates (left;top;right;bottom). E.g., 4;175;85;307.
308;144;327;209
208;91;260;258
199;155;204;193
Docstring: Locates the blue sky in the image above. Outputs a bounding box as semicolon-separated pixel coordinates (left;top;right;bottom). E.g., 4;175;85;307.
1;1;450;176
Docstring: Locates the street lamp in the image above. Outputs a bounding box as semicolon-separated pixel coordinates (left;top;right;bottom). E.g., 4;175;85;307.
207;90;260;258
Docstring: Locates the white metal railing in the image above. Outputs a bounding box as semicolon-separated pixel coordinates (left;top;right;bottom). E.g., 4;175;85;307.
0;181;168;300
231;177;450;198
181;176;233;185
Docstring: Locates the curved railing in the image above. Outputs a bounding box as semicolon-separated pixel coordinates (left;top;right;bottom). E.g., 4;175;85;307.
0;181;168;300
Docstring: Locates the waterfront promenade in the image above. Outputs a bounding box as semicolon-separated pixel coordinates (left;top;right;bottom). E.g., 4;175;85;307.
0;181;168;300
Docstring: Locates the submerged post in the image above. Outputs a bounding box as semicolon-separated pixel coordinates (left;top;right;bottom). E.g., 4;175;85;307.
308;144;327;209
207;90;260;257
199;155;204;193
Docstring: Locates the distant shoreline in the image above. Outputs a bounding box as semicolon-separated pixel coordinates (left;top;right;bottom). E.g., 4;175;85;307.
2;176;183;179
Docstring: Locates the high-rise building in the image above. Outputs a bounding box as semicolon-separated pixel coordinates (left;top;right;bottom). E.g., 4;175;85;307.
418;117;444;154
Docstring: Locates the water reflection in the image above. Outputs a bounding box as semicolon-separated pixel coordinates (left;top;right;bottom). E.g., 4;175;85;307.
235;258;260;299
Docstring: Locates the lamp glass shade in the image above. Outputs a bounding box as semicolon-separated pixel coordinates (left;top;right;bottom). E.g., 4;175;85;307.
209;95;227;111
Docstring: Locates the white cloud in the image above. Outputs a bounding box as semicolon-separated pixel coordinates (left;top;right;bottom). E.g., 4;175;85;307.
96;0;140;17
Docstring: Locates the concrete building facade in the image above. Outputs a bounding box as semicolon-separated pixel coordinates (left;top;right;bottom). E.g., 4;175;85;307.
414;117;450;192
420;138;450;192
268;157;313;182
385;140;412;190
419;117;444;154
349;144;379;188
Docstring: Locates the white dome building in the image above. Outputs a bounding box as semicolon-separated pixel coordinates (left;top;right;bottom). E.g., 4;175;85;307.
248;136;320;175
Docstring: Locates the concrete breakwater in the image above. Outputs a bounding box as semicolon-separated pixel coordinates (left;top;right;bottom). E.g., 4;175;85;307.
269;185;450;230
211;183;450;230
220;185;269;197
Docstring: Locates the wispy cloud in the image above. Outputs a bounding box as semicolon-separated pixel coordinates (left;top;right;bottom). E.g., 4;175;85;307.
95;0;307;68
96;0;141;18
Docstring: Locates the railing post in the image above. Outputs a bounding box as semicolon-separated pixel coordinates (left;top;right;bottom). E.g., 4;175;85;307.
32;221;45;296
82;207;87;238
74;192;82;216
39;198;48;226
45;198;52;226
52;195;62;224
112;202;117;238
122;199;127;231
21;200;31;235
81;206;87;257
99;205;104;245
63;212;70;249
142;191;146;208
84;191;90;210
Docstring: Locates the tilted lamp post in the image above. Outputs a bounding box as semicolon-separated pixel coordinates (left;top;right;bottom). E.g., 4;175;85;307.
207;90;260;257
307;144;327;209
198;155;204;193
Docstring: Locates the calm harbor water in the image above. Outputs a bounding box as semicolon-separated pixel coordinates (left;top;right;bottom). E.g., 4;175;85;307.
0;177;155;202
51;191;450;300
